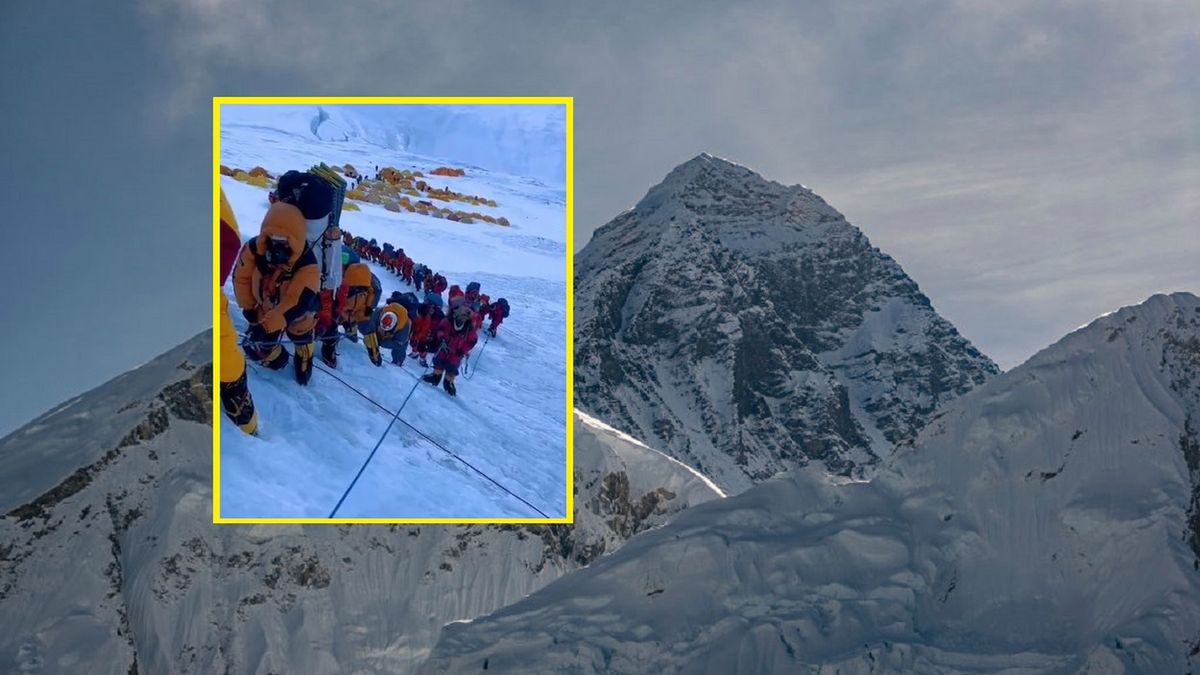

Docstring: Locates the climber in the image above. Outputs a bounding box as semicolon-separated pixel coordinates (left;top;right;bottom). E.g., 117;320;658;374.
487;298;509;337
423;288;444;309
465;282;484;329
408;301;437;367
412;263;429;291
447;284;465;309
388;290;421;321
361;299;411;367
334;261;382;356
218;188;258;435
476;294;492;331
232;200;321;385
274;170;342;375
465;281;482;309
431;273;449;295
400;253;414;285
422;303;477;397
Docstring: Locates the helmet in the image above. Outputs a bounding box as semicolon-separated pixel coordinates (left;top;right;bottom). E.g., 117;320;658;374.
380;311;400;333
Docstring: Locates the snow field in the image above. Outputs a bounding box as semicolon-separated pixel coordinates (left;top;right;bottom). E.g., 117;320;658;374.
217;105;567;519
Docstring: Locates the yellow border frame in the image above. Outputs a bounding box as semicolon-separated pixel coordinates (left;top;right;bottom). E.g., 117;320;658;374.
212;96;574;525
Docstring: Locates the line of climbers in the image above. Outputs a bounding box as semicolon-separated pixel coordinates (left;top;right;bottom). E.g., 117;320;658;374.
217;169;513;437
338;227;510;397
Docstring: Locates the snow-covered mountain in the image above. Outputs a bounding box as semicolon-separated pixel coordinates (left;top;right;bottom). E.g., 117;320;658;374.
0;333;721;674
425;292;1200;674
575;154;998;493
221;103;567;187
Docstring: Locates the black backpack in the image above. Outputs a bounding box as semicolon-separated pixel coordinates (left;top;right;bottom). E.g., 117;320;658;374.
497;298;510;318
276;171;333;220
398;292;420;317
466;281;481;294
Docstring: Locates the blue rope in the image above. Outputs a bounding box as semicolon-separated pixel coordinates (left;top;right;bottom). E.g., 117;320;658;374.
327;376;421;518
310;362;549;519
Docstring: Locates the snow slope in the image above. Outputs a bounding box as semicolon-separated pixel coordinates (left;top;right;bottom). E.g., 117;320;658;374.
221;103;567;187
0;336;211;514
575;154;998;494
425;292;1200;674
217;106;568;518
0;332;722;674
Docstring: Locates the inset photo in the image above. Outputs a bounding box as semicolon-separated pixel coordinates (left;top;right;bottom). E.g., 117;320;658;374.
213;98;571;523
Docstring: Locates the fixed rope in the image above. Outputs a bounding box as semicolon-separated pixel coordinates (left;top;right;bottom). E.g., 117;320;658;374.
327;377;421;518
463;334;490;380
498;328;539;349
310;362;551;519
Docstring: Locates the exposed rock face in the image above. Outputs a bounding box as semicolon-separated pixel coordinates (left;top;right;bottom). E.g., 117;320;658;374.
575;154;998;493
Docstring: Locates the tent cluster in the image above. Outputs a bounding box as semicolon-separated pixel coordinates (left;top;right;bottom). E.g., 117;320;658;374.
225;160;513;226
220;165;274;188
370;165;496;207
342;169;511;226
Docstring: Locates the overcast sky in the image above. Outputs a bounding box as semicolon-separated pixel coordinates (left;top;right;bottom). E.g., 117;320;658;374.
0;1;1196;436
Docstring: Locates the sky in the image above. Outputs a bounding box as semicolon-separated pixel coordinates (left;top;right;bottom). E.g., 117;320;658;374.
0;1;1196;436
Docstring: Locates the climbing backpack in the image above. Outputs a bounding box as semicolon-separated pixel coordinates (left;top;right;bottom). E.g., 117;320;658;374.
397;292;420;318
275;171;334;221
497;298;510;318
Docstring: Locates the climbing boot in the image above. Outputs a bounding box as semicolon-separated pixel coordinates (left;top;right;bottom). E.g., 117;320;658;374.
363;332;383;367
294;342;315;385
220;370;259;435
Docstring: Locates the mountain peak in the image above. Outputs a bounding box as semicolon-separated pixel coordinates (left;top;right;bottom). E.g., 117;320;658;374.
0;331;212;513
669;152;751;176
576;158;999;493
644;153;788;206
1017;291;1200;375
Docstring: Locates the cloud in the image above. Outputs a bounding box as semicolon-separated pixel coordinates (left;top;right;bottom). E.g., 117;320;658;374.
131;0;1199;372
